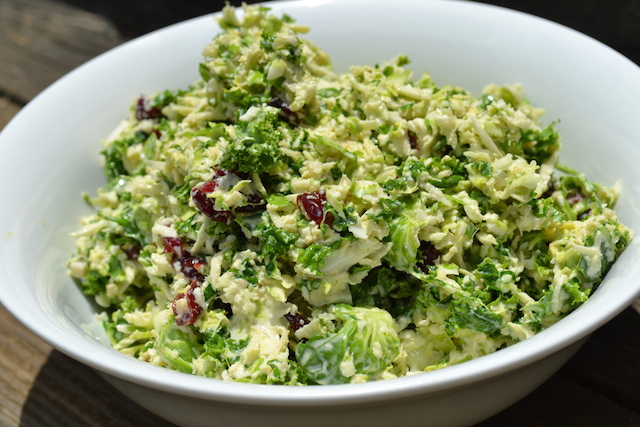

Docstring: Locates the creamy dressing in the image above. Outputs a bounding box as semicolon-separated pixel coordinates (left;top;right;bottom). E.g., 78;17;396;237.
67;4;632;385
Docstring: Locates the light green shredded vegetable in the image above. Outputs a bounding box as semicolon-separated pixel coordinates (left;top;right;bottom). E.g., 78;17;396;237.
68;4;632;385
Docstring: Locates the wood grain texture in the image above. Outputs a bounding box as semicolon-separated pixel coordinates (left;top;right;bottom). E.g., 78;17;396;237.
1;0;640;426
0;303;173;426
0;307;51;426
0;0;125;102
0;0;257;103
21;350;173;426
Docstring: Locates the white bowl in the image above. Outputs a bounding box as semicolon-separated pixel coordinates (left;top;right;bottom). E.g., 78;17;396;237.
2;1;640;426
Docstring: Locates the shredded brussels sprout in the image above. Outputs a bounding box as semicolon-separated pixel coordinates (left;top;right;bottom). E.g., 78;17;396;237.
68;4;632;385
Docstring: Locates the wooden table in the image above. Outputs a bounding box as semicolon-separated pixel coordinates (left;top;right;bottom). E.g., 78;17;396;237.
1;1;639;425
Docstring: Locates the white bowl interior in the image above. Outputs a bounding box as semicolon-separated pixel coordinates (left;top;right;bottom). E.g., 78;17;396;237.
1;0;640;409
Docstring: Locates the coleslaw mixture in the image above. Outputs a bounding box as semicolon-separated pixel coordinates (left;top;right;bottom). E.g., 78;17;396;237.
68;5;632;385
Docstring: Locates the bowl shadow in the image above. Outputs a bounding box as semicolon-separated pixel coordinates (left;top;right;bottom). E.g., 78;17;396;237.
478;306;640;426
20;350;175;426
17;307;640;426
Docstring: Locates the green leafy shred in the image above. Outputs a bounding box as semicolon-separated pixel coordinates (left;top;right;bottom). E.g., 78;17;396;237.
67;3;632;386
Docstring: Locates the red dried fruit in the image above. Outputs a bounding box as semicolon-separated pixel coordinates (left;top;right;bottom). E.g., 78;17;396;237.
577;209;592;220
566;192;585;206
163;237;184;258
408;130;418;150
163;237;207;286
199;179;219;193
268;94;304;125
284;312;309;331
540;180;556;199
418;241;440;272
180;254;207;286
121;244;141;260
192;191;234;223
192;169;266;221
192;170;234;224
135;96;164;121
172;286;202;326
296;191;334;227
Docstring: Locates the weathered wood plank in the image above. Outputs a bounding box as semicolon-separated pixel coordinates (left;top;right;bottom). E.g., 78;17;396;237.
21;350;174;426
0;306;52;427
2;0;639;104
1;1;640;426
0;0;125;102
0;305;173;427
0;0;260;103
0;0;130;127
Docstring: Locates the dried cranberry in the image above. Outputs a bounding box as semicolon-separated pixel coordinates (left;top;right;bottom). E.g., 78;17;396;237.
324;212;335;228
192;190;234;223
296;191;334;227
135;96;164;121
172;286;202;326
567;192;585;206
268;94;304;125
192;171;234;224
180;254;207;286
163;237;207;286
408;131;418;150
418;241;440;272
284;312;309;331
577;209;592;221
163;237;184;258
540;180;556;199
213;168;228;178
193;169;268;221
121;244;141;260
202;180;220;194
